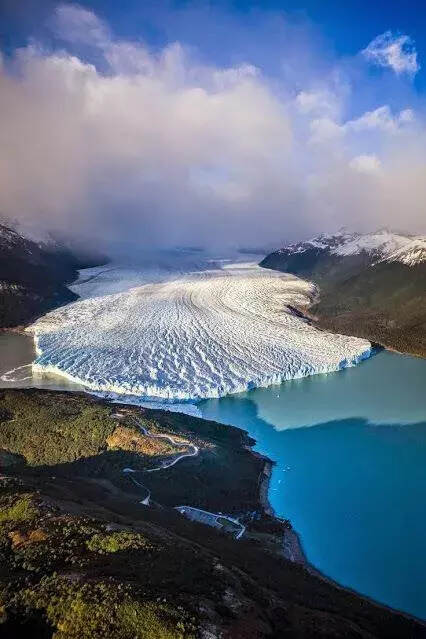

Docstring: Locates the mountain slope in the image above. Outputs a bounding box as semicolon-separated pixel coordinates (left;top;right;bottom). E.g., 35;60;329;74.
383;237;426;267
0;225;104;329
260;230;426;357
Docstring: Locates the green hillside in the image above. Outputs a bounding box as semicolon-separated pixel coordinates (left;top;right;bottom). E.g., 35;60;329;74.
0;390;424;638
260;248;426;357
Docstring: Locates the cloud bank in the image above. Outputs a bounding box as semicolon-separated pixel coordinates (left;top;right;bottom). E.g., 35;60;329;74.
0;4;425;252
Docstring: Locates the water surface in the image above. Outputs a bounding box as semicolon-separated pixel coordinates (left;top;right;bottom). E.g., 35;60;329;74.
1;333;426;619
0;332;84;391
200;351;426;620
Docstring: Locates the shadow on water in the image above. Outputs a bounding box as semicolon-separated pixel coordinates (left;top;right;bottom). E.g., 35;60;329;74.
200;392;426;621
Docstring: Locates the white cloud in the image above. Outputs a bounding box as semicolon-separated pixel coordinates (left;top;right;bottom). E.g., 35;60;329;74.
362;31;420;76
296;89;340;118
349;154;381;174
104;42;155;75
307;105;413;145
0;5;425;251
346;105;414;133
51;3;110;47
0;32;293;248
309;117;344;144
212;63;259;89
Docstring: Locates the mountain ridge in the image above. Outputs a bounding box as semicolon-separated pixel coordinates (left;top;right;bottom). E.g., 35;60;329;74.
260;229;426;358
272;229;426;265
0;224;105;329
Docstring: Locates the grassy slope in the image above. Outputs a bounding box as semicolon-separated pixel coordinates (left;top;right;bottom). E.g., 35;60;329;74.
0;390;424;637
0;390;266;514
260;250;426;357
312;261;426;357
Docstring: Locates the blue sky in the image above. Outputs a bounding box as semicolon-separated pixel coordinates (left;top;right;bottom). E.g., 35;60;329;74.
0;1;425;247
2;1;425;78
2;0;424;122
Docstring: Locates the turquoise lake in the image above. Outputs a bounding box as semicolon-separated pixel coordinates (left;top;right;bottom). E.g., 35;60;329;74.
1;334;426;620
199;350;426;620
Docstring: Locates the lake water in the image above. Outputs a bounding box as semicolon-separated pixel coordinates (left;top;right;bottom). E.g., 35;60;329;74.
1;333;425;619
0;332;85;392
200;350;426;620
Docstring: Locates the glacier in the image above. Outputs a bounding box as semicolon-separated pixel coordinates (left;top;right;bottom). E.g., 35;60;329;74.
28;258;372;402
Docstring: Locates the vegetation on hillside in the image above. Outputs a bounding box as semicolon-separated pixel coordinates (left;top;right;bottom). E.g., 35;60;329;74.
260;250;426;357
0;390;266;514
312;261;426;357
0;478;196;638
0;391;424;636
0;468;424;637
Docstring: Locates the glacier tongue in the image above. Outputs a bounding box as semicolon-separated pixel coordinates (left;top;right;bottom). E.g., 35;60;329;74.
28;260;372;401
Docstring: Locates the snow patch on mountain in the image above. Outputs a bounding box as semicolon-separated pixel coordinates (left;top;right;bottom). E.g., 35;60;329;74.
28;261;372;402
0;224;33;253
277;232;352;255
331;230;411;258
275;229;426;266
382;237;426;266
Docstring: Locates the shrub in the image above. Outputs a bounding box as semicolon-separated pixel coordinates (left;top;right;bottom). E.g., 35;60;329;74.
86;531;154;554
17;576;192;639
0;495;38;523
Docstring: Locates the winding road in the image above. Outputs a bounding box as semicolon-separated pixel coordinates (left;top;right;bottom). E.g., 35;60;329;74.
136;421;199;473
120;415;198;504
120;415;245;537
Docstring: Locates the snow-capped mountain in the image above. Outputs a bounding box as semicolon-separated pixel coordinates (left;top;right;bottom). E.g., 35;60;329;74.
274;229;426;266
260;228;426;358
0;223;68;259
382;237;426;267
276;232;351;254
332;230;411;260
0;223;33;252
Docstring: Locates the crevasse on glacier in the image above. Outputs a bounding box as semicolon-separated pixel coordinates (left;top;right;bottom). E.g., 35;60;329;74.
29;261;372;402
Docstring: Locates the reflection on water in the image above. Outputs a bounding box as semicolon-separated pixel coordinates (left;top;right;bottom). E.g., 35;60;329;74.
200;351;426;620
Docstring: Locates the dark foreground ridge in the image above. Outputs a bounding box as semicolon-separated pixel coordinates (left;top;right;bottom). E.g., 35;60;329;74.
0;389;424;638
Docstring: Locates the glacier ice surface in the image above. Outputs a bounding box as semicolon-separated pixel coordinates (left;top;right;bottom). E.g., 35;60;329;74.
28;258;372;403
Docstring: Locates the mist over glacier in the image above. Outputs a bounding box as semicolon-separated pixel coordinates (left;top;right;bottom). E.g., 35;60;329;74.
29;257;371;402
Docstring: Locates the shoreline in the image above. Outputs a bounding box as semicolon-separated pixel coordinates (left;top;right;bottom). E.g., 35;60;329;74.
2;268;423;610
1;381;308;567
2;358;426;622
252;449;308;565
255;453;275;517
